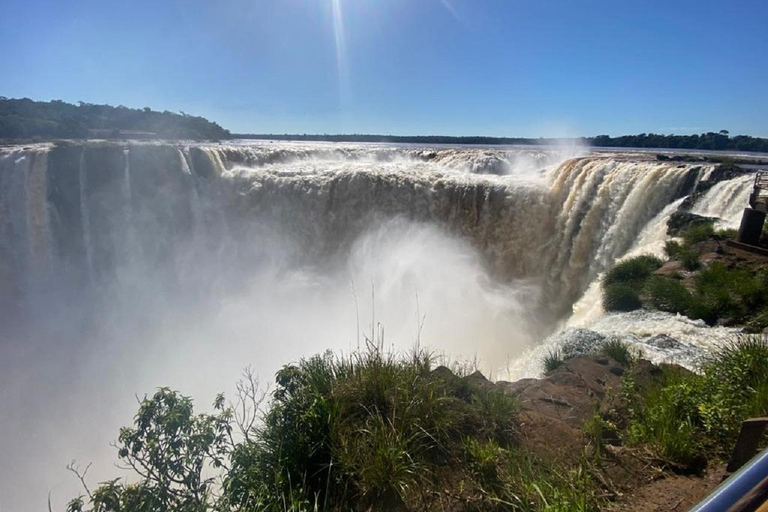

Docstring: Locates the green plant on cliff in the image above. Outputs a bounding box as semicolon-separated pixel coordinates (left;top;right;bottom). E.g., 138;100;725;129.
625;335;768;467
645;276;692;315
70;344;607;512
602;255;664;287
599;339;635;367
602;255;663;312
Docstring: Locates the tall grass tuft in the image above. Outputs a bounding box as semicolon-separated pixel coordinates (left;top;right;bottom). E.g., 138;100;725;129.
602;255;664;287
600;339;634;367
625;335;768;467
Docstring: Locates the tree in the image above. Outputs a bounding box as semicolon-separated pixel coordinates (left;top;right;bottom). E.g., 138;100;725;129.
67;372;265;512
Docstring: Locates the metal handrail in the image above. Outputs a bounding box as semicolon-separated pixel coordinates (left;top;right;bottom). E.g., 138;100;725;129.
688;447;768;512
689;418;768;512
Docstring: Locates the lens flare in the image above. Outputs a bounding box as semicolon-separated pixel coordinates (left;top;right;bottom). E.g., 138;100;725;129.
331;0;350;99
439;0;460;20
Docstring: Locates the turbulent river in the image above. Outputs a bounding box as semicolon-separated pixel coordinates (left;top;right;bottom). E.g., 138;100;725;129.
0;140;756;510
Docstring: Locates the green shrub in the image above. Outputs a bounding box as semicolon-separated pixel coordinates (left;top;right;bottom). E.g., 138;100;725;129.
603;255;664;287
626;335;768;465
688;262;768;325
645;276;692;315
664;238;701;270
698;335;768;443
678;245;701;271
600;339;634;366
681;222;715;245
627;377;703;466
714;228;738;240
664;240;684;259
603;282;642;312
543;348;564;373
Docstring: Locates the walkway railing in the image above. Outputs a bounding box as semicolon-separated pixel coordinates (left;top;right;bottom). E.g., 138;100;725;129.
689;418;768;512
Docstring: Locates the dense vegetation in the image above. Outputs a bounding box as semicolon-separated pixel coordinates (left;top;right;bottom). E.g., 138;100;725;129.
602;222;768;331
67;334;768;511
3;97;768;152
624;335;768;468
67;346;608;512
542;335;768;470
0;98;230;140
237;132;768;153
590;131;768;153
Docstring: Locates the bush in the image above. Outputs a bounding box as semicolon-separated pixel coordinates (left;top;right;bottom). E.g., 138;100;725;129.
664;239;700;270
681;222;715;245
603;255;664;287
714;228;738;240
626;335;768;466
678;245;701;271
627;372;704;467
543;348;564;373
664;240;684;259
603;282;642;312
698;335;768;443
645;276;692;315
600;339;634;366
68;343;613;512
229;346;524;511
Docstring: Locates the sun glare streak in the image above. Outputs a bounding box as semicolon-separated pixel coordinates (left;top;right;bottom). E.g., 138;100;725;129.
331;0;350;101
439;0;460;20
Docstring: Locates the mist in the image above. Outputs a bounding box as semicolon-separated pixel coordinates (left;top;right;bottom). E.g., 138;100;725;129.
0;208;543;511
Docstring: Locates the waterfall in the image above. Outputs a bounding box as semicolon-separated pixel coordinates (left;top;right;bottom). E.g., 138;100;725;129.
0;141;705;318
78;148;94;283
691;173;755;229
0;140;735;512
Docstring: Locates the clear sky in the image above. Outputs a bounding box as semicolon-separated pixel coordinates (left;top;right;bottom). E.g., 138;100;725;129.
1;0;766;137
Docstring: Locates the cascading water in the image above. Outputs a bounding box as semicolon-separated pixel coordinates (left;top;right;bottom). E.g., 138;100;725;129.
691;173;755;229
0;140;743;511
514;172;758;379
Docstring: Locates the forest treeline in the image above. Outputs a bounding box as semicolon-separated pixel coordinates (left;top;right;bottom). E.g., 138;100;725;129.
239;131;768;153
3;97;767;153
0;98;230;140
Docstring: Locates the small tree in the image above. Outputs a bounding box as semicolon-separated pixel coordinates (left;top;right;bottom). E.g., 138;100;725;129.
67;370;265;512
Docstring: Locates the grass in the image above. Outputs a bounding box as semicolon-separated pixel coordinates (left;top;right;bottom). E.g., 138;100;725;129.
714;228;738;240
602;255;664;287
602;283;642;312
645;275;692;315
543;348;564;373
600;339;634;367
602;255;663;313
604;222;768;329
625;335;768;468
222;344;607;511
681;222;715;245
463;442;604;512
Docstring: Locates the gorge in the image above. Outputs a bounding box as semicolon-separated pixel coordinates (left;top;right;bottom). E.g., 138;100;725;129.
0;140;758;510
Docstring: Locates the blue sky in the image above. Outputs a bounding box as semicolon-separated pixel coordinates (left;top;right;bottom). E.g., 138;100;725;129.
1;0;766;137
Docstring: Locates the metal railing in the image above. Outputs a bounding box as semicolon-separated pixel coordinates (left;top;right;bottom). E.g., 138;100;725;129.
689;418;768;512
751;172;768;209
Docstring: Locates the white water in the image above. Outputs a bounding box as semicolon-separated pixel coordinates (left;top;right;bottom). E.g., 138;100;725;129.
504;172;756;380
691;173;755;229
0;141;749;511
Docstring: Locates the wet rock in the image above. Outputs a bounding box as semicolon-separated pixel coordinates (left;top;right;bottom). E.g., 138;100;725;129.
654;260;686;278
644;334;683;350
545;328;608;360
504;355;624;429
668;211;717;237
